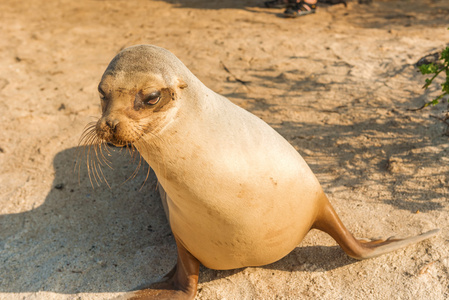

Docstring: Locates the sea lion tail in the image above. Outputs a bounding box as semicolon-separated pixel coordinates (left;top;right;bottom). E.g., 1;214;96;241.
312;194;440;260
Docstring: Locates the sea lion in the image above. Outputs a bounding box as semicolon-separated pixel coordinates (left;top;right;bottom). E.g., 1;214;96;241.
83;45;439;300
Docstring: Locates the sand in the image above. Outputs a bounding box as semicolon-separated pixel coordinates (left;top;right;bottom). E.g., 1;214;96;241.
0;0;448;299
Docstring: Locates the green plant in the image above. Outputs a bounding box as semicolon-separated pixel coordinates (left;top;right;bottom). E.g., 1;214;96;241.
418;46;449;108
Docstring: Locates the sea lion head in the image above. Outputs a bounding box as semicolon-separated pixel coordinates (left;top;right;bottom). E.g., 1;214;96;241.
95;45;188;147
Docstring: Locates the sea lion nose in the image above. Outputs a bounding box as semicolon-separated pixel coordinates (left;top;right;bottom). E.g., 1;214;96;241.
105;118;119;131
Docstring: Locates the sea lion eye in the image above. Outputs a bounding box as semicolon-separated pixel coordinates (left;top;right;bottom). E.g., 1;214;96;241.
144;91;161;105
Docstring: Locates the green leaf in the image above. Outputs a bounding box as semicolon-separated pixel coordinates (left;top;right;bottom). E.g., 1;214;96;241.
431;97;440;106
417;35;449;117
441;47;449;61
442;82;449;93
419;63;439;75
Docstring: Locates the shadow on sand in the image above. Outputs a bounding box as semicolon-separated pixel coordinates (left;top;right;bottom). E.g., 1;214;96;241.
0;147;174;294
0;146;357;295
155;0;449;29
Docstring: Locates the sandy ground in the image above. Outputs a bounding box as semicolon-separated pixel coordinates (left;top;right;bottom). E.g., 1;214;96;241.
1;0;449;299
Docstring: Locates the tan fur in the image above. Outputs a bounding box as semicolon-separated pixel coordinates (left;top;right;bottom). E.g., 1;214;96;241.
94;45;439;298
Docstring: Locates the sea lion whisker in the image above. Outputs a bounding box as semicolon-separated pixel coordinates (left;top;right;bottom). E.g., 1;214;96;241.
126;128;145;161
119;142;141;185
129;148;141;167
92;137;107;168
124;143;137;164
139;154;152;191
89;146;102;187
122;153;142;185
83;134;102;163
97;140;113;169
86;138;105;188
79;128;97;148
92;141;107;183
77;127;97;150
78;121;97;141
85;145;96;189
96;154;111;189
91;138;112;188
134;139;153;189
75;133;96;184
91;155;103;185
77;121;112;188
77;132;93;152
75;125;97;170
131;144;140;161
78;133;96;150
127;140;152;190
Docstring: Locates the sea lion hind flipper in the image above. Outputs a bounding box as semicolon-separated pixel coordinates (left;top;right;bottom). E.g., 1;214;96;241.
353;228;440;259
312;194;440;260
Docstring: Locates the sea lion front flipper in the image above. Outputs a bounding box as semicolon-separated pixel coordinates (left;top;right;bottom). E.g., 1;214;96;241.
312;193;440;260
117;238;200;300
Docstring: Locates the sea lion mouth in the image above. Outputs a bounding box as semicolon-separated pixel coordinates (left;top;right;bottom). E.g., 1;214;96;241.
95;119;137;148
107;142;133;148
95;131;129;147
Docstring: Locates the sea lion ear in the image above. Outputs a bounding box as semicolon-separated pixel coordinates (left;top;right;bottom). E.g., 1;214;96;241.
167;79;187;101
177;78;188;89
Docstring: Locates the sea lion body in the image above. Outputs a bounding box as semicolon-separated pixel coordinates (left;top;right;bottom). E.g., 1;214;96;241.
87;45;439;299
144;90;321;270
